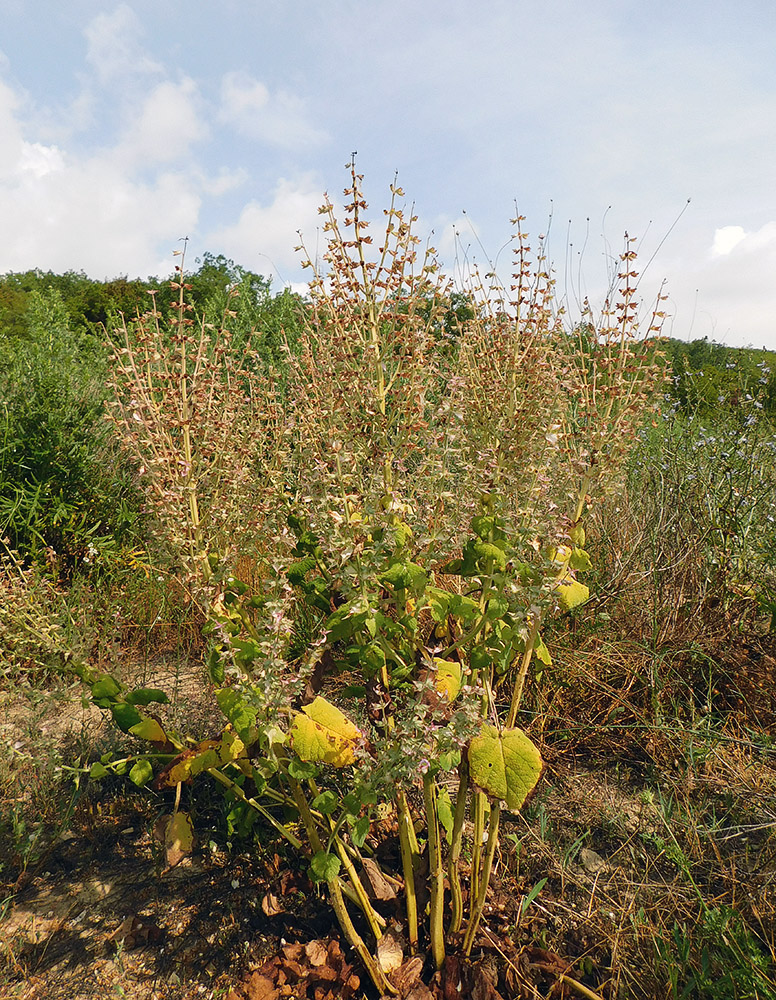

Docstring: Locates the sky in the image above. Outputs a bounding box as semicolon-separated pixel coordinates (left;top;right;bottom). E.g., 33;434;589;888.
1;1;775;349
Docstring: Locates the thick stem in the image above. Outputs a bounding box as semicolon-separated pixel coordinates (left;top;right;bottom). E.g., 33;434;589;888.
423;774;446;971
447;760;470;935
463;801;501;956
288;776;395;995
506;614;540;728
396;791;419;951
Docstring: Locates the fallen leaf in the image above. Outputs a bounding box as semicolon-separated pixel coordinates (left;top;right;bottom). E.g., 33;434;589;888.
305;940;329;966
261;892;282;916
361;857;398;901
245;973;278;1000
377;929;404;973
164;810;194;868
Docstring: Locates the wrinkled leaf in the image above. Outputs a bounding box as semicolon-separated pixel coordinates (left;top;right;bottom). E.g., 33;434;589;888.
557;578;590;610
129;718;168;743
468;724;542;810
310;850;340;882
164;810;194;868
129;758;154;787
216;687;257;743
433;658;462;702
290;696;362;767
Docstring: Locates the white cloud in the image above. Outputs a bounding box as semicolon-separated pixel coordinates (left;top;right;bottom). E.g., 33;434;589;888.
712;225;747;256
84;4;163;83
218;71;327;150
115;78;206;167
18;141;65;179
206;175;324;281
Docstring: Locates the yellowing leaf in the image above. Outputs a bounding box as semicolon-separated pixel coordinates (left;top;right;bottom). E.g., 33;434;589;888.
129;718;168;743
533;635;552;666
156;728;247;788
468;724;542;811
569;547;592;572
549;545;572;569
290;696;362;767
164;810;194;868
433;658;462;702
557;578;589;610
570;522;586;547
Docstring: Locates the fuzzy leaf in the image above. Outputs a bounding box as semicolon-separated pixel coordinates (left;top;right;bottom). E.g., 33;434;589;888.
468;725;542;810
290;696;362;767
433;658;462;702
216;688;257;743
569;547;592;572
129;759;154;787
557;579;590;610
310;850;341;882
129;718;168;743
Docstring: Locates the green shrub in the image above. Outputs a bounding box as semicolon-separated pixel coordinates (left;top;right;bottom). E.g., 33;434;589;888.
0;288;140;575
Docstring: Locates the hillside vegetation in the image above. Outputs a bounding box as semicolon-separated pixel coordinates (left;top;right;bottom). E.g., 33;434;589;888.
1;178;775;1000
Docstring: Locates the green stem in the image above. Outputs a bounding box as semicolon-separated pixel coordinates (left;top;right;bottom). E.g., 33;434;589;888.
423;774;446;971
207;768;303;850
396;791;419;951
288;775;395;995
463;801;500;956
447;760;470;935
470;788;486;906
506;614;540;728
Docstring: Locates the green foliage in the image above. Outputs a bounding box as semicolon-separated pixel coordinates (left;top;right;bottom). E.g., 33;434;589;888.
657;907;776;1000
0;288;140;573
625;379;776;628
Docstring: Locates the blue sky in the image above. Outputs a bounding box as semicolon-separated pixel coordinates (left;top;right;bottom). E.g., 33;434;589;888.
1;1;775;348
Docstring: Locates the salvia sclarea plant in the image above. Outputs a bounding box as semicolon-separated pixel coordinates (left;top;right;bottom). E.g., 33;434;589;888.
76;164;665;995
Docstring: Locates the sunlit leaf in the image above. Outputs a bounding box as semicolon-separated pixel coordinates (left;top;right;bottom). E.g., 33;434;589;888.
290;696;362;766
310;850;341;882
165;810;194;868
534;635;552;666
557;578;589;610
569;547;592;572
433;658;462;702
129;718;168;743
91;675;121;700
155;729;247;788
468;724;542;810
129;759;154;787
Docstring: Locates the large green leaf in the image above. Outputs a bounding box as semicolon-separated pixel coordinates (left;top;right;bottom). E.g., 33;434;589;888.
468;725;542;810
